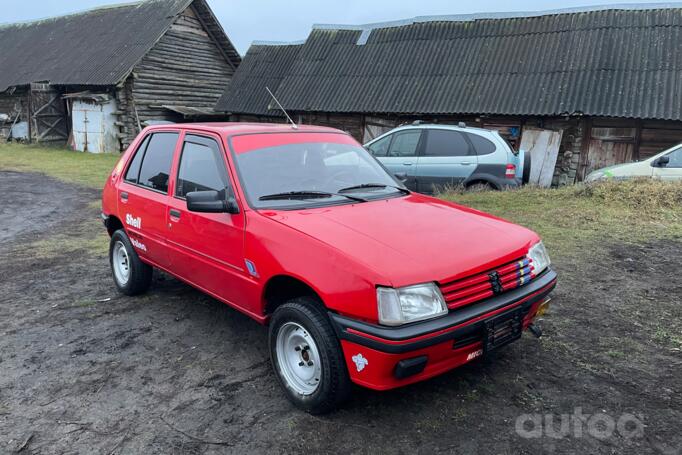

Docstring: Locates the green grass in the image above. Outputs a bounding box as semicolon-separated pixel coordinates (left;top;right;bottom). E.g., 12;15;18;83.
0;142;120;188
439;180;682;256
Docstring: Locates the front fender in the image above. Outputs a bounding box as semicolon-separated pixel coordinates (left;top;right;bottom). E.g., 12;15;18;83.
244;212;385;322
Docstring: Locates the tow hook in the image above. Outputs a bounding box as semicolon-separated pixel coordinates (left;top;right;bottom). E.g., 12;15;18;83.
528;323;543;338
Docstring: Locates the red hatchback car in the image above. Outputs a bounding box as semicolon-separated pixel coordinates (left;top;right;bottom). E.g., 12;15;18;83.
102;123;556;413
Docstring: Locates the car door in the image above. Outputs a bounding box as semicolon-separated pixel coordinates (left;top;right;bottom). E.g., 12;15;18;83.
653;147;682;181
416;129;477;194
119;131;180;268
165;132;249;309
367;130;423;190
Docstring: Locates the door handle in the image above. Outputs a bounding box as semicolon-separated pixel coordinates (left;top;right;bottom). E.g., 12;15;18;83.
169;209;181;220
461;162;472;166
403;162;413;166
120;191;128;201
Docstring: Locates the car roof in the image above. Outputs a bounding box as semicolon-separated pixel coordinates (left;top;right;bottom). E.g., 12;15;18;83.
364;123;496;145
144;122;344;136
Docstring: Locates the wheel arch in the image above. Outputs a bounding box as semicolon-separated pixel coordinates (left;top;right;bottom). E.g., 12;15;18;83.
105;215;124;237
464;177;501;190
262;274;326;318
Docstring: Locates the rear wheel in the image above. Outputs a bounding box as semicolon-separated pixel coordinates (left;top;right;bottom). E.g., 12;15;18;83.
109;230;152;296
269;297;351;414
467;181;495;192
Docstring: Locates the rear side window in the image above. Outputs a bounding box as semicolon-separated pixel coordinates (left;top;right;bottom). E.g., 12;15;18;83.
124;135;150;183
137;132;179;193
176;135;230;198
367;135;391;157
467;133;497;156
424;130;471;157
388;130;421;157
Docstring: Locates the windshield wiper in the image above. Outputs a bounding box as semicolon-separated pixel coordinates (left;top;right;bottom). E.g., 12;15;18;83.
338;183;410;194
259;190;367;202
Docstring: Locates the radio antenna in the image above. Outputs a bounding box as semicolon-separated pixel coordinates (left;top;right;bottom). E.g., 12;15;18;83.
266;86;297;129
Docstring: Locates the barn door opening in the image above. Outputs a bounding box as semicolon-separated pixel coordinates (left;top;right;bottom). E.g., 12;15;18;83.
579;120;637;180
29;82;69;145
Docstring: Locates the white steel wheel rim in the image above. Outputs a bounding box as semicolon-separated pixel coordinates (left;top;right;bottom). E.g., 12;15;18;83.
113;241;131;285
275;322;322;395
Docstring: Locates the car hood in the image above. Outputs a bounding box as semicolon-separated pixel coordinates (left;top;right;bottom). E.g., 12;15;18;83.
260;194;539;287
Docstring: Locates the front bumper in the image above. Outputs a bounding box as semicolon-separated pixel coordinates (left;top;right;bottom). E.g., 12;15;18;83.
329;268;557;390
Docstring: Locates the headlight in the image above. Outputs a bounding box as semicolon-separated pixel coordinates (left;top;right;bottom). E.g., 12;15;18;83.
527;241;551;275
377;283;448;326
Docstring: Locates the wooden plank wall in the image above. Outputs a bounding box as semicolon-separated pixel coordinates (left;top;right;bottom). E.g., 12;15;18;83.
639;120;682;159
117;5;235;148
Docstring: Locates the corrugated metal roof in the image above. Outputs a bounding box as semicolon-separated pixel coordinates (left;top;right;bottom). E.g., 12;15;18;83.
215;43;302;116
0;0;240;92
216;5;682;121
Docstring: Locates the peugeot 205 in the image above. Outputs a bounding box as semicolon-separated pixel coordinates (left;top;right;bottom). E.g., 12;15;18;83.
101;123;557;414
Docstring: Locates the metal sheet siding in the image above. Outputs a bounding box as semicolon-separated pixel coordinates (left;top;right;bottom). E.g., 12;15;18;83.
217;7;682;121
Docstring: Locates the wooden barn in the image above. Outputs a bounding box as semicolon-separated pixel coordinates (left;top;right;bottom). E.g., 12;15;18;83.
215;5;682;185
0;0;240;152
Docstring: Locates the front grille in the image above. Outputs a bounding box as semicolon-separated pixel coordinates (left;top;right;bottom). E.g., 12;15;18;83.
439;257;535;310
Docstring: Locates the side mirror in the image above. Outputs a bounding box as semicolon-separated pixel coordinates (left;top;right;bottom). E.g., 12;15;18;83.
394;172;408;183
655;155;670;167
186;190;240;214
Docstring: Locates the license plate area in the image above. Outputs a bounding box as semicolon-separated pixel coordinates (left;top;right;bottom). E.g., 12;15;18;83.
484;307;523;352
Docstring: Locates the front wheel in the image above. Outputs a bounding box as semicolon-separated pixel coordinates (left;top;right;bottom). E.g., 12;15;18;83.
269;297;351;414
109;229;152;296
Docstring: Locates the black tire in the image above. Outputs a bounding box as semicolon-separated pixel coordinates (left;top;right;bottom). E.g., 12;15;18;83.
522;151;532;185
109;229;152;296
269;297;351;414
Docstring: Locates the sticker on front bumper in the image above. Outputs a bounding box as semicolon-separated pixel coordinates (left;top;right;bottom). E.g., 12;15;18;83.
352;353;368;372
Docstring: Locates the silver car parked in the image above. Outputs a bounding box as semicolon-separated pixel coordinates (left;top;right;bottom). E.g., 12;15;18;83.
364;123;530;194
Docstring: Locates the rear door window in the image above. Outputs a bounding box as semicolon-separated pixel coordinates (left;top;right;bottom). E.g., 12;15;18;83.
387;130;421;157
467;133;497;156
424;130;471;157
176;135;230;198
137;132;179;193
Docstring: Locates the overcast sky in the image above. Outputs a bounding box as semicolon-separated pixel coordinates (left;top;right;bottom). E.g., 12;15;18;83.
0;0;678;54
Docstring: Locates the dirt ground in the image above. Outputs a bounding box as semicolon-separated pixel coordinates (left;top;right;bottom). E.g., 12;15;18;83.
0;170;680;454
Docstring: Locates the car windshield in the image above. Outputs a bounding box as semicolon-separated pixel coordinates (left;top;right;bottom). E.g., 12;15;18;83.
231;133;406;209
